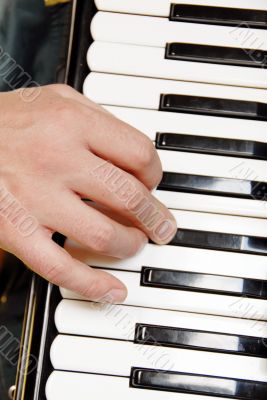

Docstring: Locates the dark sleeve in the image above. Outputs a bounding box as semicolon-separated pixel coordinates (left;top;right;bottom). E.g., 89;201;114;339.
0;0;71;91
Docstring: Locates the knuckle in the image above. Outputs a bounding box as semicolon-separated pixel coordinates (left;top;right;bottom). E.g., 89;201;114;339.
42;261;66;283
89;224;116;254
152;167;164;188
53;99;75;119
45;100;79;129
125;236;145;258
40;98;70;123
134;137;156;168
78;277;102;300
47;83;73;96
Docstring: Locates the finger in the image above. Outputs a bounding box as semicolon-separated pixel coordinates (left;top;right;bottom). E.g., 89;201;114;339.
46;191;148;259
47;84;162;190
85;110;162;190
71;151;177;245
15;227;127;303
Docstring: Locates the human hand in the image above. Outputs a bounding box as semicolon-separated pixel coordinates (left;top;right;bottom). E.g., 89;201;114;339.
0;85;177;303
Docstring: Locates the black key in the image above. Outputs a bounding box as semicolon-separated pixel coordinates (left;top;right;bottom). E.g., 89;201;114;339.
135;324;267;357
158;172;267;200
141;267;267;299
160;94;267;120
131;368;267;399
170;4;267;29
168;229;267;256
166;43;267;68
156;132;267;160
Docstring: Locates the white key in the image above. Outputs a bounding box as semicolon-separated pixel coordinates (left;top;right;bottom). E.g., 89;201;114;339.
88;42;267;89
103;106;267;143
154;190;267;219
163;209;267;237
95;0;267;16
158;149;267;181
61;269;267;320
65;238;267;281
83;73;267;110
55;300;267;340
91;12;267;50
158;152;267;219
47;371;229;400
50;335;267;381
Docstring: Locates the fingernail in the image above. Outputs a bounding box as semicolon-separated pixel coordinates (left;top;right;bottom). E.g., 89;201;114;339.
154;219;177;242
104;288;127;304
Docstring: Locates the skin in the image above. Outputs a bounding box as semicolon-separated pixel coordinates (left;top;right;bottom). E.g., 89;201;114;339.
0;84;177;303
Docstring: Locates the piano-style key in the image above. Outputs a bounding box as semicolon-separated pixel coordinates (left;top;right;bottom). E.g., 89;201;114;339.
170;229;267;255
166;43;267;68
103;106;267;144
56;300;267;357
159;172;267;200
87;41;267;89
50;335;267;381
56;300;267;342
158;150;267;183
61;268;267;319
141;267;267;298
83;73;267;112
47;371;228;400
91;12;267;49
161;94;267;120
160;94;267;120
135;325;267;357
156;133;267;160
94;0;267;17
171;209;267;236
154;190;267;218
131;368;267;399
169;4;267;28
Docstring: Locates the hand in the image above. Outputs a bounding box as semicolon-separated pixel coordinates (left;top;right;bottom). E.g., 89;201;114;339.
0;85;177;303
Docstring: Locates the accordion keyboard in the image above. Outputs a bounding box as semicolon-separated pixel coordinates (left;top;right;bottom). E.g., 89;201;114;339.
46;1;267;399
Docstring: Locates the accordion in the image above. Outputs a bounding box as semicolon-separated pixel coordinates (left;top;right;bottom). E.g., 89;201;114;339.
15;1;267;399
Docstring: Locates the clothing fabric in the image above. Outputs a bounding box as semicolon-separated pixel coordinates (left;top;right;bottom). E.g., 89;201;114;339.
0;0;71;91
